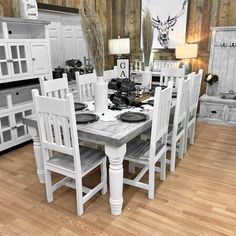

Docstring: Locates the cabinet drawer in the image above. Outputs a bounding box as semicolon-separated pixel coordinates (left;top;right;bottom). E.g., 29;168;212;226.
12;84;40;105
203;103;224;120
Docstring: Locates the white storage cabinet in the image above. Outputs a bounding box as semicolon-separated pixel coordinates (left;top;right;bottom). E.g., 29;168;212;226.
0;17;52;151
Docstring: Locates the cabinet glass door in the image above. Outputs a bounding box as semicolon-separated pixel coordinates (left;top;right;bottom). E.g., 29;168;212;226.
13;108;33;140
0;43;11;79
8;43;30;77
0;114;13;145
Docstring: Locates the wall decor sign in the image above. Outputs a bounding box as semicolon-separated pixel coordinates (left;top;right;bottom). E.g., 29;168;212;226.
117;58;130;79
141;0;189;49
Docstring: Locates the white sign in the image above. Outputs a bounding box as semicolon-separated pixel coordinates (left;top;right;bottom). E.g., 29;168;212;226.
117;58;130;79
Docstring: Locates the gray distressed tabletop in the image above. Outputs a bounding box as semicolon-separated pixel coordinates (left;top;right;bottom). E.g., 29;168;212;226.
23;110;153;147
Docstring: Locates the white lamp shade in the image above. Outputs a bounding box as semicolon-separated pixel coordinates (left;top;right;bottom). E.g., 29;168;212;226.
175;44;198;59
108;37;130;55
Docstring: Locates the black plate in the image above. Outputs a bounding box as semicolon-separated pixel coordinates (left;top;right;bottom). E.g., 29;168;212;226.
118;112;149;123
74;102;88;111
76;113;99;124
147;100;154;106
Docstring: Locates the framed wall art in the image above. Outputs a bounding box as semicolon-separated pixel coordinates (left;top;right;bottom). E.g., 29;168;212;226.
141;0;189;49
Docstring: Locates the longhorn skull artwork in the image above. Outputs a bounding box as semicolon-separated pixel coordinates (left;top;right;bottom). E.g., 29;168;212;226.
143;0;188;49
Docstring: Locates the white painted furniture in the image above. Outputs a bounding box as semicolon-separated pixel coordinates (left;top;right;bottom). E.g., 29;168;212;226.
23;105;156;215
39;74;69;98
0;83;39;152
199;27;236;126
75;71;96;101
123;83;173;199
184;70;203;153
208;27;236;94
0;17;52;152
0;17;52;83
32;90;107;216
39;11;89;69
167;75;192;172
160;67;185;88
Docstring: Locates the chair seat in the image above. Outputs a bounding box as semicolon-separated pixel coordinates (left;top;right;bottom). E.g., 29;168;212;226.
125;138;165;161
46;146;105;174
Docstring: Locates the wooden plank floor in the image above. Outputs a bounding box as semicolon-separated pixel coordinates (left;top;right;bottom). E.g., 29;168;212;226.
0;122;236;236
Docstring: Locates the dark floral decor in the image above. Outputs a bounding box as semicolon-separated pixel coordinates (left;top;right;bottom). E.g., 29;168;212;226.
205;73;218;85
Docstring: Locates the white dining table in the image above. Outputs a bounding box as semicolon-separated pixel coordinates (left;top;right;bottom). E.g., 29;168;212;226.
23;101;155;216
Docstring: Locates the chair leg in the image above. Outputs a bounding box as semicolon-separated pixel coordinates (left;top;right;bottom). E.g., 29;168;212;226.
183;126;188;154
45;169;53;203
75;177;84;216
170;140;176;172
178;135;184;159
189;122;196;144
128;162;136;174
160;153;166;181
148;164;155;199
101;158;107;195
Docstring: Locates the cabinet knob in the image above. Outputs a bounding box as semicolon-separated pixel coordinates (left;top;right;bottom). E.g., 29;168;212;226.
32;58;36;61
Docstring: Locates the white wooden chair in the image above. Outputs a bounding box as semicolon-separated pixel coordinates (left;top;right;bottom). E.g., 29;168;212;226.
103;69;116;83
123;82;173;199
160;67;185;89
167;74;192;172
75;71;97;101
32;89;107;216
184;69;203;153
39;73;69;98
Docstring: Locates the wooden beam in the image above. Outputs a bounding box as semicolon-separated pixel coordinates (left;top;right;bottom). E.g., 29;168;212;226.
37;2;79;13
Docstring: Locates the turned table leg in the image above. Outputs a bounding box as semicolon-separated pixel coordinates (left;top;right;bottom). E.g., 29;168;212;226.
105;144;126;216
28;126;45;183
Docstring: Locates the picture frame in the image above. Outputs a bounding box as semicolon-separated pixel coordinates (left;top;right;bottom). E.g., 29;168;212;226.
116;58;130;79
141;0;189;49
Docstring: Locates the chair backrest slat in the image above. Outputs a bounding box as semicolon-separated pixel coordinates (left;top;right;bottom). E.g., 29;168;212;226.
173;75;192;130
75;72;97;101
189;69;203;113
150;82;173;158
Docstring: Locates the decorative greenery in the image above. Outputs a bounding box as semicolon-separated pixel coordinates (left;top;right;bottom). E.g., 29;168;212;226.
142;8;154;67
205;73;219;85
80;0;104;76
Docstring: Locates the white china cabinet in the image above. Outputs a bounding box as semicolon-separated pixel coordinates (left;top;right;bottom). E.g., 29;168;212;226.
0;17;52;151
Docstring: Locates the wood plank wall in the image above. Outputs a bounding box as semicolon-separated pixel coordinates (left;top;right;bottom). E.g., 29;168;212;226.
1;0;236;93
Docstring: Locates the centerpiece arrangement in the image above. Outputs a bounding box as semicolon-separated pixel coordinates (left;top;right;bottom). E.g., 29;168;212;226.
142;8;154;90
80;0;107;115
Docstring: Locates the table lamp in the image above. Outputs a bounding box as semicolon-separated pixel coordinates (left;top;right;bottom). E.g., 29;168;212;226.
108;36;130;78
175;43;198;73
108;36;130;57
